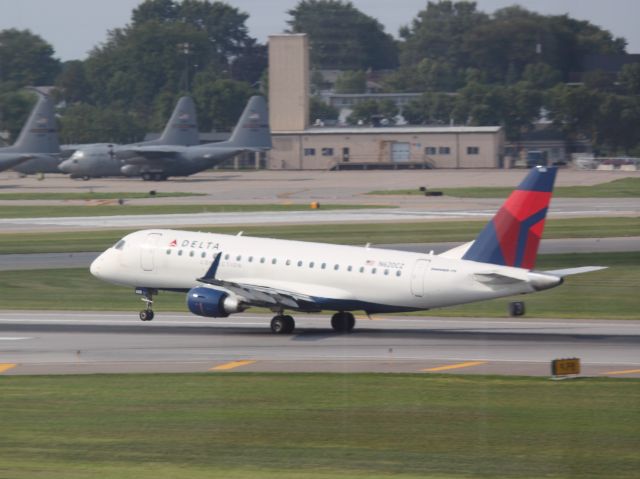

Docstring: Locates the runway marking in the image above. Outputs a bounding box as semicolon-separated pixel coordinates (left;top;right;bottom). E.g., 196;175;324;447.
210;360;257;371
423;361;487;372
0;337;30;341
0;363;16;373
601;369;640;376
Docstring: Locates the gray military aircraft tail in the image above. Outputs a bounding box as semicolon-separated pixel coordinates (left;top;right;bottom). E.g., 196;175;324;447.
118;95;271;180
58;95;199;179
219;95;272;151
0;91;61;174
141;96;199;147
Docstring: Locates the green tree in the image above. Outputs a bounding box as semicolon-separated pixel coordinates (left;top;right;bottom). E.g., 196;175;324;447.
309;96;339;124
402;92;455;125
618;63;640;95
191;73;254;131
287;0;397;70
347;99;398;125
0;90;37;143
0;29;61;88
59;103;146;144
399;1;489;68
545;84;601;142
54;61;91;104
334;70;366;94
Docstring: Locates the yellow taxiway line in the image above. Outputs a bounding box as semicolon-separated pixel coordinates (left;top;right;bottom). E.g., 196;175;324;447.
601;368;640;376
210;360;257;371
0;363;16;374
423;361;487;372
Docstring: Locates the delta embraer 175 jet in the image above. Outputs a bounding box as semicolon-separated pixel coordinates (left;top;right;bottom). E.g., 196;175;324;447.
90;166;605;333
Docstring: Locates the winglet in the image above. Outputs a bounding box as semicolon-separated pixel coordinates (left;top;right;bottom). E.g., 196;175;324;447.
197;252;222;282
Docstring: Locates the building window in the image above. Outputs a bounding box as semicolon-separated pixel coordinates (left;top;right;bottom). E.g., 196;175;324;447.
322;148;334;156
467;146;479;155
424;147;436;155
439;147;450;155
304;148;316;156
342;147;350;162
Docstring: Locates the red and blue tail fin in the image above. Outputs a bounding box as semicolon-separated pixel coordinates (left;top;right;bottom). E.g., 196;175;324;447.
462;166;557;270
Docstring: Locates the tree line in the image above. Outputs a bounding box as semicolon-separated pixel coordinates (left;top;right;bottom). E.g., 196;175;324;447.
1;0;639;155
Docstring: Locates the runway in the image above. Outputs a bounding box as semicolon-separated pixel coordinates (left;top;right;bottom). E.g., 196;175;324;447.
1;311;638;377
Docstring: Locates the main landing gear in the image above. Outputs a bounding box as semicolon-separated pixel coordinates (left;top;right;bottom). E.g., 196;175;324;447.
269;311;356;334
136;288;157;321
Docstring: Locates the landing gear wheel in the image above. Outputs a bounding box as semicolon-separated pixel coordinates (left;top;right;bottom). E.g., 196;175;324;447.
331;312;355;333
271;314;295;334
509;301;525;316
139;309;154;321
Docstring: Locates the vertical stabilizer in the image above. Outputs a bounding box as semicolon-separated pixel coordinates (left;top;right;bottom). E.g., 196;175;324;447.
226;96;272;149
12;92;59;154
157;96;199;146
462;166;558;269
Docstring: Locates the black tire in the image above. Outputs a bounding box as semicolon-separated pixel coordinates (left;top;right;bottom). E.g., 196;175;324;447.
509;301;525;316
139;310;150;321
271;315;295;334
331;312;354;333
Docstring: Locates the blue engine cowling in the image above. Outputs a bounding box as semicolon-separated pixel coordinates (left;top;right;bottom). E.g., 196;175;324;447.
186;287;241;318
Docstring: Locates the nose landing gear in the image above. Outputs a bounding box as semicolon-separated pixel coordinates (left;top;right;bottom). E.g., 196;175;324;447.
136;288;157;321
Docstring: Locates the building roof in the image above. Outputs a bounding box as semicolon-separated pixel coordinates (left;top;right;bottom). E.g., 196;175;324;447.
274;126;502;135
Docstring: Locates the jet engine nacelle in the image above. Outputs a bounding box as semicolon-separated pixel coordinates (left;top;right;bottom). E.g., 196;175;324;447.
186;287;243;318
120;164;141;177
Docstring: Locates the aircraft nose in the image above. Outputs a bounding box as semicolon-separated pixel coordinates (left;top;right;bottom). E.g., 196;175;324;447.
58;159;72;173
90;253;104;278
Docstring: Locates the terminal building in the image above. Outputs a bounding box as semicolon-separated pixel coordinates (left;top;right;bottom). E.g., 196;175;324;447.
267;34;505;170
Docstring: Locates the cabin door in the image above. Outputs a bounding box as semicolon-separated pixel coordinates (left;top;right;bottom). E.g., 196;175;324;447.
410;259;430;297
140;233;162;271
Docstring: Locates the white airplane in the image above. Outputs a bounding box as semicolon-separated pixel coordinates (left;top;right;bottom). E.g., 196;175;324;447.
90;166;605;333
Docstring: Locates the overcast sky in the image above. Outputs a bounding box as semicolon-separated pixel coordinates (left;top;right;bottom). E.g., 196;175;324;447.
1;0;638;61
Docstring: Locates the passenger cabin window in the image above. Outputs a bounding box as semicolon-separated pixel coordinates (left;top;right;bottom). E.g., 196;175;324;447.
166;249;171;255
189;251;194;257
347;265;353;272
309;262;315;268
260;257;266;263
359;266;365;273
178;250;183;256
372;268;377;274
297;260;303;267
224;254;230;260
286;259;291;266
396;270;402;277
334;264;340;271
321;263;326;269
236;255;242;261
201;252;206;258
248;256;254;263
272;258;277;265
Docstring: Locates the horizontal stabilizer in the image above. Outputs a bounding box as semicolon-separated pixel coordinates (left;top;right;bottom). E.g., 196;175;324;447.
543;266;607;277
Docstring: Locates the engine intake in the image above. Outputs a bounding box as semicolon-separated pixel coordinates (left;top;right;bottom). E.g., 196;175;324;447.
186;287;243;318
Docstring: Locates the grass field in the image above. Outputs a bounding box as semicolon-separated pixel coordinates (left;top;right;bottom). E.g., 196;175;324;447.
0;216;637;254
0;374;638;478
0;203;389;219
368;177;640;198
0;252;636;319
0;191;203;200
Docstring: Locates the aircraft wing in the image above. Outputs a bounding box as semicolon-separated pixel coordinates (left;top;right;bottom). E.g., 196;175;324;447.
196;253;322;312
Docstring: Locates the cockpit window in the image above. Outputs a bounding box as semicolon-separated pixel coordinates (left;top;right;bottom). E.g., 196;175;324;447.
114;240;126;250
